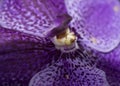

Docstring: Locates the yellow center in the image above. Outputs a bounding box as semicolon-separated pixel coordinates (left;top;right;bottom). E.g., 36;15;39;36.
53;28;76;47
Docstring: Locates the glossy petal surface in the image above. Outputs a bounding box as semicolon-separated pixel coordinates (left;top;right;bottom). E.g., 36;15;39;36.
29;58;109;86
65;0;120;52
0;0;68;37
0;27;60;85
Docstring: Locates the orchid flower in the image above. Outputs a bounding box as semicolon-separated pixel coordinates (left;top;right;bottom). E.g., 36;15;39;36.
0;0;120;86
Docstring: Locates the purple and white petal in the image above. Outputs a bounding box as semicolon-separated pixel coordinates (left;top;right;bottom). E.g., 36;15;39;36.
0;0;68;37
65;0;120;52
96;44;120;71
29;58;109;86
0;26;60;85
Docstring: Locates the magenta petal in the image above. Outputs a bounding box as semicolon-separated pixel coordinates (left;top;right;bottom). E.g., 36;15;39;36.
0;0;67;37
29;58;109;86
0;27;60;84
66;0;120;52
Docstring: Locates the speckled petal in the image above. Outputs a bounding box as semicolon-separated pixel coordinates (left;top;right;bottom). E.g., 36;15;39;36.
65;0;120;52
0;26;60;85
0;0;68;37
29;58;109;86
97;57;120;86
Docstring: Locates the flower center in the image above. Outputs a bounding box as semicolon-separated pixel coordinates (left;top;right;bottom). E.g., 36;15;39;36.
52;28;79;52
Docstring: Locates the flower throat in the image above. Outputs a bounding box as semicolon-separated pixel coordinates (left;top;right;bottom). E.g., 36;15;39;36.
52;28;79;53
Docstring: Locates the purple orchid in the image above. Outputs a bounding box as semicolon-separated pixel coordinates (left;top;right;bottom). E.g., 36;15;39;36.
0;0;120;86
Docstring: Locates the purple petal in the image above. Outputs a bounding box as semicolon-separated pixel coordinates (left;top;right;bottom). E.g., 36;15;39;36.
66;0;120;52
0;26;60;85
29;58;109;86
97;58;120;86
0;0;68;37
96;44;120;71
